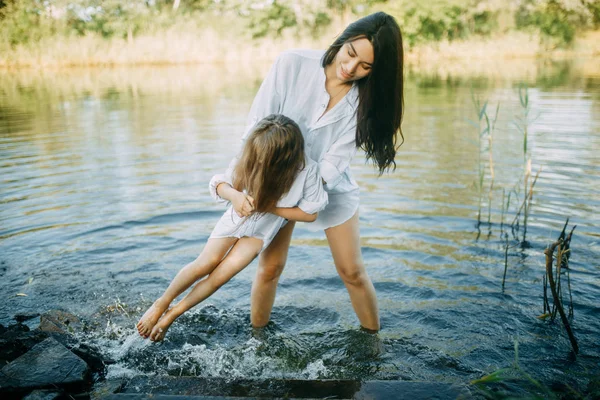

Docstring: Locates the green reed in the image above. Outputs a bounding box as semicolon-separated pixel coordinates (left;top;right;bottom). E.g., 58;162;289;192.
510;85;541;245
541;219;578;354
470;94;499;233
471;340;557;399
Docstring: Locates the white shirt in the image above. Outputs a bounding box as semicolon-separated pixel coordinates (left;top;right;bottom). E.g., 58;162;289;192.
219;49;361;231
209;157;328;250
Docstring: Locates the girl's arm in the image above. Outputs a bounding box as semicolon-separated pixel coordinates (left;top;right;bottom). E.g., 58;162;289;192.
272;206;318;222
216;183;255;217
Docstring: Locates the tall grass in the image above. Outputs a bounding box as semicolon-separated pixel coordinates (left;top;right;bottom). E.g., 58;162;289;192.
1;1;600;69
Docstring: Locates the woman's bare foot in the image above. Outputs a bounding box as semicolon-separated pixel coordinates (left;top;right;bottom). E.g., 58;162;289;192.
149;307;179;342
136;298;169;338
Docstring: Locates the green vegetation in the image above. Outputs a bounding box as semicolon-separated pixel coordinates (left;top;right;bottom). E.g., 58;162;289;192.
1;0;599;56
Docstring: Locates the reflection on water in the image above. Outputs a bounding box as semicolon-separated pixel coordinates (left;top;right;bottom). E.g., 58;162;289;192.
1;58;599;394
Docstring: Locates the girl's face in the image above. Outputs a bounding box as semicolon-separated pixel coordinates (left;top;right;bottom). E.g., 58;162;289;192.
335;37;374;83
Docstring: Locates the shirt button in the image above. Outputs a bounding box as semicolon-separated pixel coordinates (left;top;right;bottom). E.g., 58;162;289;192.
307;143;312;147
321;104;325;108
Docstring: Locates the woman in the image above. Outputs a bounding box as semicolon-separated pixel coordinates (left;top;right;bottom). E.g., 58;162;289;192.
219;11;404;332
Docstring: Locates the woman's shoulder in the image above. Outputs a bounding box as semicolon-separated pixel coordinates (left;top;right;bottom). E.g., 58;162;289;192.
276;49;325;67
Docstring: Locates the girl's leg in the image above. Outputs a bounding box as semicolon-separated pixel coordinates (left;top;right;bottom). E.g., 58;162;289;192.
250;221;296;328
137;237;237;338
325;212;380;331
149;237;263;341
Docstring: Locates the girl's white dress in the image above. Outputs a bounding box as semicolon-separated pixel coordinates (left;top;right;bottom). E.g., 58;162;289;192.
209;157;328;251
222;49;361;231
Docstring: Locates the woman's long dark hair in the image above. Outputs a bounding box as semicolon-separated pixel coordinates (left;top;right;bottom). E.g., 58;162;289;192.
322;12;404;174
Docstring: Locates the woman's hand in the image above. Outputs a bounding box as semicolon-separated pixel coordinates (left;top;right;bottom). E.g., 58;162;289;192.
232;192;255;217
271;206;317;222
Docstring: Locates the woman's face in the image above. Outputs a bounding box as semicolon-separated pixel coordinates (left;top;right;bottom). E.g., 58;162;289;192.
335;37;374;83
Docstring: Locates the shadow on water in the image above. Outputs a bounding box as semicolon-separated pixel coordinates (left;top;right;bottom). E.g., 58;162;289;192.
1;58;599;397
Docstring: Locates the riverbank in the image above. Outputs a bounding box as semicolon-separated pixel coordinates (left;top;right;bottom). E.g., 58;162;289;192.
1;27;599;69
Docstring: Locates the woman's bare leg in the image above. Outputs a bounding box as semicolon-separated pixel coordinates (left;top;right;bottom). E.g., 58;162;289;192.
250;221;296;327
137;237;236;338
149;237;263;341
325;212;380;331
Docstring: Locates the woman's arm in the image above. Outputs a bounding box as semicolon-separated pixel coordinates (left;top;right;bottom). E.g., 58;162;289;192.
319;121;358;190
272;206;318;222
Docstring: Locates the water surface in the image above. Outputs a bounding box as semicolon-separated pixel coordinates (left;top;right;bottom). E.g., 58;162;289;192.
1;58;599;394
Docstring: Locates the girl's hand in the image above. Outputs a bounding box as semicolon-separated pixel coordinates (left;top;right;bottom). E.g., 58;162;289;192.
232;191;255;217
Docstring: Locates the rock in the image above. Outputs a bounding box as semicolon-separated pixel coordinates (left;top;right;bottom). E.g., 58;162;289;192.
70;342;111;374
0;322;48;365
354;381;471;399
38;310;82;335
588;373;600;398
0;337;90;394
116;376;471;399
119;375;360;398
22;389;63;400
90;379;125;400
14;313;41;323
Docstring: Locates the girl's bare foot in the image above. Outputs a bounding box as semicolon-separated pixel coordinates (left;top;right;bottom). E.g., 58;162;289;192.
149;308;179;342
136;298;169;338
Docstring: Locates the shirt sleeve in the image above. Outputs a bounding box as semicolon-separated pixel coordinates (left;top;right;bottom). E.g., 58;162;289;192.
297;163;329;215
319;121;358;191
208;172;232;205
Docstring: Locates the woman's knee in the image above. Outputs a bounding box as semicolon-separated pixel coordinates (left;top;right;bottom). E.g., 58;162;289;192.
337;262;368;287
256;258;286;283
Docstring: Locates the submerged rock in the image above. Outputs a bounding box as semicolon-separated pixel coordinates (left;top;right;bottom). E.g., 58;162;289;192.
90;379;125;400
0;337;90;394
115;375;471;399
38;310;83;334
14;313;41;323
0;322;48;365
355;381;471;399
22;389;63;400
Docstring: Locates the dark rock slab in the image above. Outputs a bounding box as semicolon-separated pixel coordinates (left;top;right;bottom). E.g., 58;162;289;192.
355;380;471;399
38;310;83;334
115;376;471;399
22;389;63;400
120;376;358;398
91;379;126;400
588;373;600;399
14;313;41;323
71;341;113;374
0;322;48;365
105;396;263;400
0;337;89;393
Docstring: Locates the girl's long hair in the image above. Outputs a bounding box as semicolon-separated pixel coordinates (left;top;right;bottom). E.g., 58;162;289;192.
322;11;404;175
232;114;305;213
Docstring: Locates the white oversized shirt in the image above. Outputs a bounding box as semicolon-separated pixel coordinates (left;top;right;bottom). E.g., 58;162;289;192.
209;157;328;249
216;49;361;230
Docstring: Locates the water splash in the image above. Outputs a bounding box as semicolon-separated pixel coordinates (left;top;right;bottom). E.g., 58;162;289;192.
302;359;329;379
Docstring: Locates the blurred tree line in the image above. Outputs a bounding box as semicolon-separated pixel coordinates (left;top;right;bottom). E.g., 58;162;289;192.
1;0;599;49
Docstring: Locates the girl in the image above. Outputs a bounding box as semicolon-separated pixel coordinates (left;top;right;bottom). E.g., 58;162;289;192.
136;114;328;342
221;12;404;332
